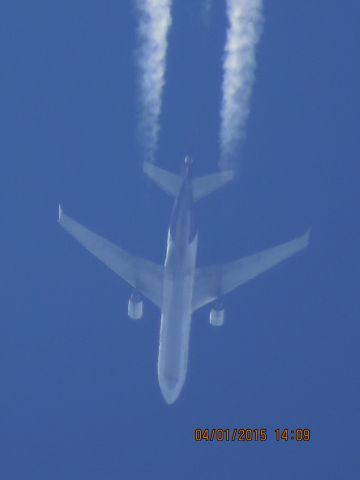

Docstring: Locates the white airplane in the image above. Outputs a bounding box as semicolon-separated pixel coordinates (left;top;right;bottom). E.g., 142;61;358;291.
59;156;309;404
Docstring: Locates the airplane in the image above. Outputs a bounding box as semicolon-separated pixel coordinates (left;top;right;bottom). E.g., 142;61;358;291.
58;156;310;404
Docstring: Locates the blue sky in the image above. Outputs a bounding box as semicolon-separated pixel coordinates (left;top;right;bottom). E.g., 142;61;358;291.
0;0;359;478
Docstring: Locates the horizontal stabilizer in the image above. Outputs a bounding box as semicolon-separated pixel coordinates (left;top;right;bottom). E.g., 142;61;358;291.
192;170;234;201
144;161;234;200
143;162;182;197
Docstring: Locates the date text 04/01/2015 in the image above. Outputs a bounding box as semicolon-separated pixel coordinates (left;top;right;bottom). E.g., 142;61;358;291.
194;428;311;442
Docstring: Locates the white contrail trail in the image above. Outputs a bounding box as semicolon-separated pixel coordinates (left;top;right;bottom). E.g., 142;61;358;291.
135;0;172;161
219;0;264;169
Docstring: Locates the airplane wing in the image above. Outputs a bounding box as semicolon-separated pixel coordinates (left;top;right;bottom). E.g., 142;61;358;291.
58;205;164;308
192;230;310;312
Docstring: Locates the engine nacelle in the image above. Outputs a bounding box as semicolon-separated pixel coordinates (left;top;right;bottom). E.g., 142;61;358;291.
209;302;225;327
128;291;143;320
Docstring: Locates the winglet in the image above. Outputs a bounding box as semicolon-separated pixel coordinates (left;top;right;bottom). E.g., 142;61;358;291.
58;204;63;222
303;228;311;247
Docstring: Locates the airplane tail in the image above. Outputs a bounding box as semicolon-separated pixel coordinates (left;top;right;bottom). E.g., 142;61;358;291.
143;162;234;201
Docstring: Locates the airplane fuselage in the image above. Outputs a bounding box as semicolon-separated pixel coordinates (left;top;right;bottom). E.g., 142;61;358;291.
158;167;198;403
59;156;309;406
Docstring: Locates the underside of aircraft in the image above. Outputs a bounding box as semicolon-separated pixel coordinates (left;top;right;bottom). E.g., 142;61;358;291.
59;157;310;403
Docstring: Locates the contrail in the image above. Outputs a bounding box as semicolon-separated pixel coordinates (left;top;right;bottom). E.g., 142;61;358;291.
135;0;173;162
219;0;264;170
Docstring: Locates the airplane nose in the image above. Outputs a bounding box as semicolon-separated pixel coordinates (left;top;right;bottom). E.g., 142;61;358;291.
159;376;183;404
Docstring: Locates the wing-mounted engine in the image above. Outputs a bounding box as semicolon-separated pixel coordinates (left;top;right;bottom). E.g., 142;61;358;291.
209;300;225;327
128;291;143;320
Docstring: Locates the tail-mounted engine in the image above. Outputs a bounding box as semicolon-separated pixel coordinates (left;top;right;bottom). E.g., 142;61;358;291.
209;300;225;327
128;291;143;320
